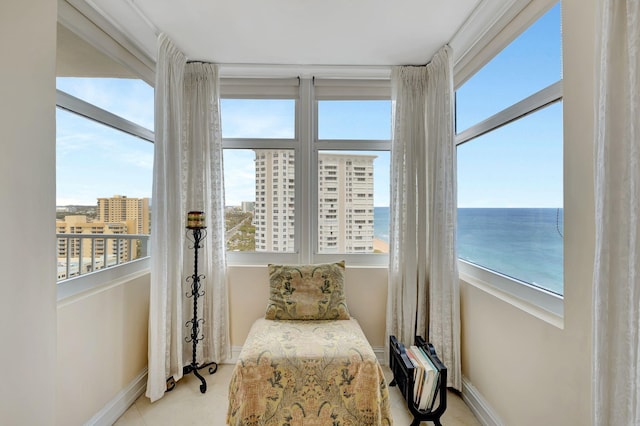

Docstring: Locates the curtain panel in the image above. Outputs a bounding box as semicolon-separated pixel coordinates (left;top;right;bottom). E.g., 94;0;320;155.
386;45;461;390
593;0;640;424
146;36;230;403
147;34;187;403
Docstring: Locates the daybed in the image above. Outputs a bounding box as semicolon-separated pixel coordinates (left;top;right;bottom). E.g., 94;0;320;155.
227;261;392;425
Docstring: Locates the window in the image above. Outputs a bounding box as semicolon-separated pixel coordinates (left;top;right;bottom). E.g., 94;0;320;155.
455;3;563;308
56;21;154;296
222;79;391;265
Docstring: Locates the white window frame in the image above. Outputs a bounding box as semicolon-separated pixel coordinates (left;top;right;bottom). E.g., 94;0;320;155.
454;0;564;324
56;12;154;301
56;92;154;301
222;77;391;266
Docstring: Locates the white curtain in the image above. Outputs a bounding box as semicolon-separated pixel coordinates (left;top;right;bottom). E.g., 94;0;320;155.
146;35;230;403
386;45;461;390
593;0;640;424
182;62;230;366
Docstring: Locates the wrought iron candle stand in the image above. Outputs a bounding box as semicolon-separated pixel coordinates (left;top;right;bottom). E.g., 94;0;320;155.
167;216;218;394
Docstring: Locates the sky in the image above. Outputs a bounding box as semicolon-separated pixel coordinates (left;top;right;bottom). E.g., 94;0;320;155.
56;3;561;209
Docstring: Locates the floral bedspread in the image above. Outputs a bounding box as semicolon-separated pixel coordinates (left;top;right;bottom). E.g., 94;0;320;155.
227;318;392;425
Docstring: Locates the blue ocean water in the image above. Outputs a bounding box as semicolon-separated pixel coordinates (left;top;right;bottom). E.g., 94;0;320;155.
458;208;563;295
374;206;390;242
373;207;564;295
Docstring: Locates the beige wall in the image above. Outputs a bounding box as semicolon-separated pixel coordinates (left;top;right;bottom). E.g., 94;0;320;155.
56;273;150;425
0;0;58;424
459;0;596;424
228;265;388;348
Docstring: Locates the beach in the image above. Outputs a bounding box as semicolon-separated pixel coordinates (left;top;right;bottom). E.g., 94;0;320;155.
373;238;389;253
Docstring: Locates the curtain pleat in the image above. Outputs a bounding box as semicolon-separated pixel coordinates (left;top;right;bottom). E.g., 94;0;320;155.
593;0;640;424
183;62;230;365
147;34;187;403
386;45;461;390
147;36;230;403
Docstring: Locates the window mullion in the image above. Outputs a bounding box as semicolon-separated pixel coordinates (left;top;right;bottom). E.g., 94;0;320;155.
456;80;562;145
298;78;313;263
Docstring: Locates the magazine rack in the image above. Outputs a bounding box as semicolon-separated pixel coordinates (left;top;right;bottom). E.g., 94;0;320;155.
389;335;447;426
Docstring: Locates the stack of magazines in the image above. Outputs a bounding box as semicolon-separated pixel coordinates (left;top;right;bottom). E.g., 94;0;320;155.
405;345;440;411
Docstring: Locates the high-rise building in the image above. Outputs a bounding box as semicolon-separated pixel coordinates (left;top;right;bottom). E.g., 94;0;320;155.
253;150;296;252
56;215;133;279
97;195;150;235
318;152;376;253
252;150;375;253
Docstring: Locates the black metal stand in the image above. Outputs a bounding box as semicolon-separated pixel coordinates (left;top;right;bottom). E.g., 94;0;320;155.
166;227;217;394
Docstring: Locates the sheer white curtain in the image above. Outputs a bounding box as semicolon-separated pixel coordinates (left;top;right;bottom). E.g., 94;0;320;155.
182;62;230;366
386;45;461;390
147;36;230;403
593;1;640;424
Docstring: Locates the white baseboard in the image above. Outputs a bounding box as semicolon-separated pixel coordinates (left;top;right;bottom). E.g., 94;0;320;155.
372;346;385;364
226;346;242;364
84;368;148;426
461;376;504;426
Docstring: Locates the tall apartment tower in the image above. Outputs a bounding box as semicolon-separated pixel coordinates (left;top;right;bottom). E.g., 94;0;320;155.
253;150;375;253
318;152;376;253
253;150;295;252
97;195;150;234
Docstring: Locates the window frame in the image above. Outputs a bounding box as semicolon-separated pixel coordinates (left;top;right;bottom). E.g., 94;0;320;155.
222;77;391;266
56;13;154;301
454;1;564;323
56;92;154;301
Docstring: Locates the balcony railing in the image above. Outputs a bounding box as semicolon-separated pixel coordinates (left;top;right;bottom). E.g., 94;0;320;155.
56;233;150;282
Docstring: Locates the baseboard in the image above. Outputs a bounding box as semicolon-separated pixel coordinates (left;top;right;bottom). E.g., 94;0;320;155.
226;346;242;364
84;368;148;426
461;376;504;426
372;346;385;364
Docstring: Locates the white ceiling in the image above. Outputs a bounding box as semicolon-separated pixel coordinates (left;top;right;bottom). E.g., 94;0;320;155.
87;0;491;67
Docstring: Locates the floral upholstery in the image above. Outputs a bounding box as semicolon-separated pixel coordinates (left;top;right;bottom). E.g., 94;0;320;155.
227;318;392;426
265;261;350;320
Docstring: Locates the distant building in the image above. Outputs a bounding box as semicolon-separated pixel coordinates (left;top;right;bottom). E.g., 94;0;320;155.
241;201;255;213
97;195;150;234
253;150;295;252
56;215;134;279
318;152;376;253
253;150;375;253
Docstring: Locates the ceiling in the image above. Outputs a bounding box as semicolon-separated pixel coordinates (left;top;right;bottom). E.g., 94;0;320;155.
85;0;491;68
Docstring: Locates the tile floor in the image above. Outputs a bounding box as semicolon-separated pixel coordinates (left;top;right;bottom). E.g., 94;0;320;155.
115;364;481;425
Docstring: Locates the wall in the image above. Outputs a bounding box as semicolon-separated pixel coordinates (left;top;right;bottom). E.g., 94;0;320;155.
228;265;388;350
0;0;58;424
459;0;596;424
56;272;150;426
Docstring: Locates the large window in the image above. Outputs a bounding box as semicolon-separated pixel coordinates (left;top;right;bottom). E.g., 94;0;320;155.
455;3;564;302
222;79;391;265
56;22;154;292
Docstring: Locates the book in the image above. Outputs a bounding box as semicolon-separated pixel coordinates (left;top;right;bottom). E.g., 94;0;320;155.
410;345;439;411
418;346;441;411
405;347;424;405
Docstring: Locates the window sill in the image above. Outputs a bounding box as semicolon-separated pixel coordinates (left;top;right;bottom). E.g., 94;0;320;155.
57;257;150;303
458;260;564;329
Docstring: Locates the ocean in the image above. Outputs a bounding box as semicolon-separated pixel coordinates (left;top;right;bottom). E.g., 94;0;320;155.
373;207;563;295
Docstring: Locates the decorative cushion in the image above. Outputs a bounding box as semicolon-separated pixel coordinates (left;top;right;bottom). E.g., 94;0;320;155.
265;261;350;320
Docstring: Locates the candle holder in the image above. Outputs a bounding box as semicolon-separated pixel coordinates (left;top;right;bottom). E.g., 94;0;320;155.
166;212;218;394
